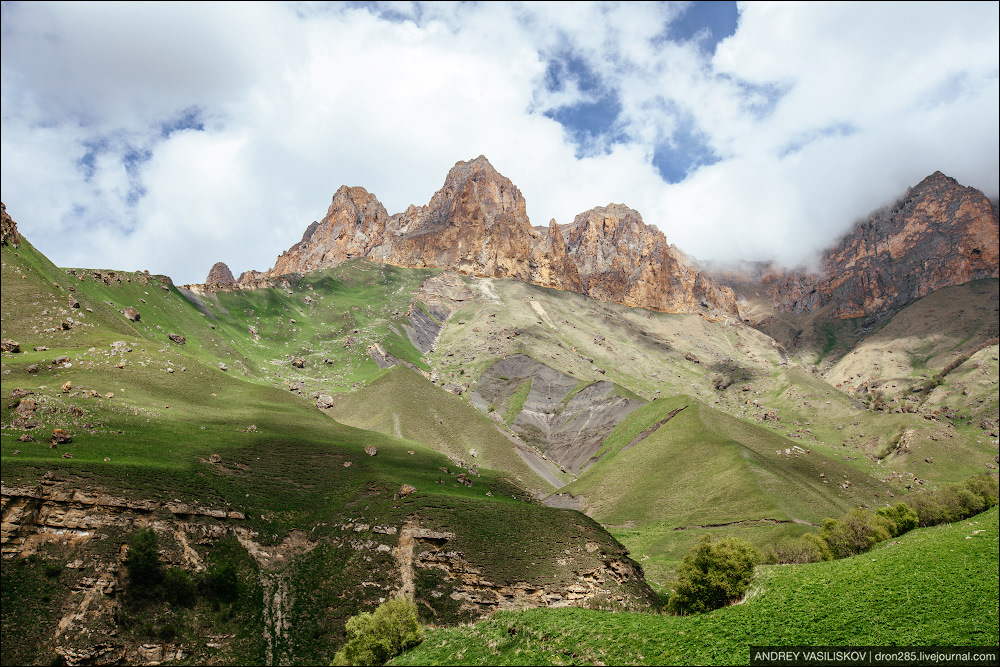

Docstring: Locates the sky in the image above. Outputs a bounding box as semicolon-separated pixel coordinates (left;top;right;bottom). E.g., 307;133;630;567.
1;1;997;285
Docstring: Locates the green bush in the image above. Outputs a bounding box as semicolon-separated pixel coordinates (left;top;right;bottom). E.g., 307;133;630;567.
332;596;423;666
126;528;163;597
876;502;919;537
204;561;240;603
906;493;945;527
667;536;760;615
163;567;196;607
963;474;999;509
819;508;892;559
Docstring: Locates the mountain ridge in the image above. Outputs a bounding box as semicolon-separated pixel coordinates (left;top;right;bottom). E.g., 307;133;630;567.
215;157;998;325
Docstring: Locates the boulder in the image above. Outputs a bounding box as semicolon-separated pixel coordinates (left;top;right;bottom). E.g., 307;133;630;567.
68;295;80;309
1;338;20;353
316;395;334;409
364;445;377;456
292;357;306;368
51;429;72;444
168;333;186;345
124;307;140;322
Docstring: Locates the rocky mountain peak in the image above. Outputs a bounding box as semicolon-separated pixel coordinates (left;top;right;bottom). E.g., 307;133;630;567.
230;157;740;315
205;262;236;285
763;171;999;318
1;202;21;247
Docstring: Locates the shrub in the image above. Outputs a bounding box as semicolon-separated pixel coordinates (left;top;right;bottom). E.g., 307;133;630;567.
332;596;423;666
44;563;63;578
204;561;240;603
127;528;163;597
962;474;999;509
667;536;760;615
937;486;985;523
163;567;196;607
876;502;919;537
819;508;891;559
905;493;945;527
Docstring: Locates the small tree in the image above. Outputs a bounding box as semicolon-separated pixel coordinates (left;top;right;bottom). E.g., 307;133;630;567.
667;536;760;615
126;528;163;599
333;596;423;666
204;561;240;603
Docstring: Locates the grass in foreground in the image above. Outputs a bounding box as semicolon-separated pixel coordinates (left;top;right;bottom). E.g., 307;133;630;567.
392;506;999;665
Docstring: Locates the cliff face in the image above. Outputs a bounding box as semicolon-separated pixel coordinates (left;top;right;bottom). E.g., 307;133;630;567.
1;202;21;247
566;204;738;314
272;186;391;277
765;172;999;318
231;157;736;315
1;478;657;665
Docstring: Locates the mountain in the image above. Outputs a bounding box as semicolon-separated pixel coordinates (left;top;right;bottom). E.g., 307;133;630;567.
228;156;739;316
758;171;999;319
2;159;998;665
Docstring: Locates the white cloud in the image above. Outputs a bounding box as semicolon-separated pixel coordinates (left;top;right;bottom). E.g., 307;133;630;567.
1;1;997;284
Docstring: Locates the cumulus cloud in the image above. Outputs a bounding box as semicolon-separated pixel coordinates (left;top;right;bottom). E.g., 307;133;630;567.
1;1;997;283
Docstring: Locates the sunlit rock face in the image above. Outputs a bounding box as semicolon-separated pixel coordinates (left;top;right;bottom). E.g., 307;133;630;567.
566;203;738;315
236;156;736;316
763;172;999;318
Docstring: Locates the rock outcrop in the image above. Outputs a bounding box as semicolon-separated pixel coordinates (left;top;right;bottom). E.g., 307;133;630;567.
234;157;736;315
272;186;391;276
2;478;657;663
1;202;21;247
205;261;236;286
566;204;738;314
763;172;999;318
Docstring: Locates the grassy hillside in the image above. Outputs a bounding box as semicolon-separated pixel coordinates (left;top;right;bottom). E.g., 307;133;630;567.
393;505;1000;666
557;395;896;587
323;365;557;494
1;239;656;664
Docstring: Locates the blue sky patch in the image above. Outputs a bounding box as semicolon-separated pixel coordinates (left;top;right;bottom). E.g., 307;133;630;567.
667;1;739;52
540;50;625;155
159;107;205;139
652;114;720;184
779;122;859;158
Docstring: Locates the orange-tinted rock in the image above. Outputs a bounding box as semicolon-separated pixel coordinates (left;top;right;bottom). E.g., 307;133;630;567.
566;204;738;315
272;185;391;276
765;172;999;318
1;202;21;247
205;261;236;285
240;156;735;315
380;156;541;280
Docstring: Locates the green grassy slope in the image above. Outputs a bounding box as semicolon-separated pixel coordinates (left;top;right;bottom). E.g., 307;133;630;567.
558;395;896;587
323;365;555;493
2;239;657;663
393;505;1000;666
